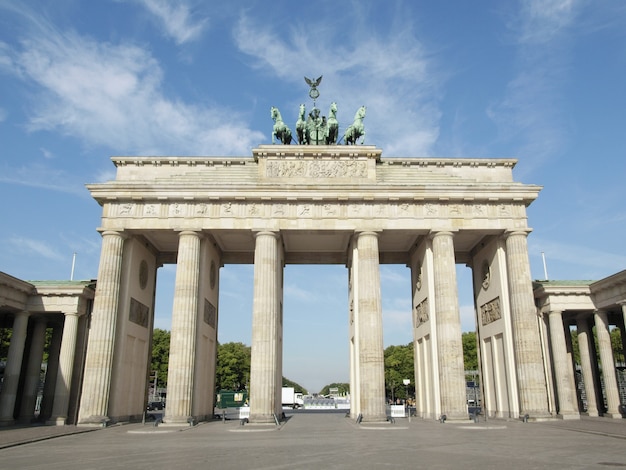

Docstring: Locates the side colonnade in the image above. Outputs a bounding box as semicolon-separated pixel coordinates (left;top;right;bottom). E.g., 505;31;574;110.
0;274;94;426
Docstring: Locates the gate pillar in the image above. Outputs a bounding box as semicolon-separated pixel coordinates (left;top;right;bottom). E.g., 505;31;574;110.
249;231;284;423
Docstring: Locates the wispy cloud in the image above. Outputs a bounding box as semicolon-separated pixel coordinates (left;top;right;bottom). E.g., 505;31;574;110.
0;162;88;195
233;10;442;155
135;0;209;45
7;236;65;261
0;7;263;156
529;236;626;279
487;1;582;175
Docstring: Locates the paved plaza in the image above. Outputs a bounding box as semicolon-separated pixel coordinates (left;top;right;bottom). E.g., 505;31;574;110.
1;412;625;469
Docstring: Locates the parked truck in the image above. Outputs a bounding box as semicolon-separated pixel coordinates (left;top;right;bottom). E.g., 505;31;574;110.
281;387;304;409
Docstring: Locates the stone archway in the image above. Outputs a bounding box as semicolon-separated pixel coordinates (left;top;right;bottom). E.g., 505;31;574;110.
77;145;551;425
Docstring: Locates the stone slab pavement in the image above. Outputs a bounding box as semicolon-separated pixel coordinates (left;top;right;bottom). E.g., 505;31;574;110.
1;412;625;469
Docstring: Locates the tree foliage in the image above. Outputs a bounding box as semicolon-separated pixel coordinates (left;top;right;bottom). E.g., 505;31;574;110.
150;328;171;387
216;342;251;391
319;383;349;396
462;332;478;371
282;377;308;395
384;343;414;401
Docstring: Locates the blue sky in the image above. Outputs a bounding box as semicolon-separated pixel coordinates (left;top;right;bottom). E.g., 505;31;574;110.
1;0;625;393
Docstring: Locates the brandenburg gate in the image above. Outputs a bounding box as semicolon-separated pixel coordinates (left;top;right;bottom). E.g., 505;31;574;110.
77;143;551;425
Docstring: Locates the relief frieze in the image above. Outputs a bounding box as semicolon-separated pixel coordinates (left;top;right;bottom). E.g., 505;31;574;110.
480;297;502;325
415;298;429;326
109;200;519;223
129;297;149;328
265;160;368;178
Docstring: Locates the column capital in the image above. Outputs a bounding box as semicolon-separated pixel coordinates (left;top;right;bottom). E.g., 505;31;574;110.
355;230;381;238
177;229;202;237
253;230;280;240
100;229;127;239
504;229;532;239
429;230;457;240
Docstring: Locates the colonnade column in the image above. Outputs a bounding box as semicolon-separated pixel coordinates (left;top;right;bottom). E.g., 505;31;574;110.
18;319;47;422
0;312;30;425
431;231;467;420
164;230;201;424
249;231;283;423
78;230;125;425
547;310;579;419
594;310;621;418
576;316;599;416
355;231;386;422
39;324;63;422
48;312;80;425
505;230;550;418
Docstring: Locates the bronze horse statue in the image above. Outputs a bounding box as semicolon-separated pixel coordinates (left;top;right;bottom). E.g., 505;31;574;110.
343;106;366;145
325;102;338;145
271;106;292;144
296;104;309;144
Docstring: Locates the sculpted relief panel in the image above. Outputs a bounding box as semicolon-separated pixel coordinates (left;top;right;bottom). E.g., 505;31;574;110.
265;160;368;178
108;200;522;223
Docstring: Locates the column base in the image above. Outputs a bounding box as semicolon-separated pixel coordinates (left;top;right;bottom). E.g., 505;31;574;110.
557;413;580;420
46;416;67;426
162;415;196;426
360;413;388;423
77;415;111;427
0;418;16;427
602;412;624;419
248;413;279;424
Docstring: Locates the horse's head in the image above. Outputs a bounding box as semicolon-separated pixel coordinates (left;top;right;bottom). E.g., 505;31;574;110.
356;106;366;119
299;104;305;117
329;102;337;115
271;106;279;121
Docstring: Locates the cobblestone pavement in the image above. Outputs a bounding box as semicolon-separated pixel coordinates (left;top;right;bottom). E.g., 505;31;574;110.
1;412;625;469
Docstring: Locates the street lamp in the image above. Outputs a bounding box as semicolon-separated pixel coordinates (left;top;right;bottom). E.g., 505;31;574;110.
403;379;410;403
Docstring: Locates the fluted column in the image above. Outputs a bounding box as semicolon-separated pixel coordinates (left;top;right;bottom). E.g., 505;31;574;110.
39;324;63;422
576;315;599;416
355;231;386;422
249;231;282;423
0;311;30;425
19;319;47;422
431;231;467;420
547;310;579;419
594;310;621;418
505;231;549;418
164;230;201;424
78;230;125;425
48;312;80;425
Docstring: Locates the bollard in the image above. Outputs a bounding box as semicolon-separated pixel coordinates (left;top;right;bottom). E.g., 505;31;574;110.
522;414;529;423
439;414;447;424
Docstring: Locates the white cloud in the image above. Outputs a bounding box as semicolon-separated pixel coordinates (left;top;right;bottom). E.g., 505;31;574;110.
515;0;580;45
8;236;65;261
486;2;583;176
4;16;262;156
0;162;88;195
233;12;442;156
135;0;209;45
529;236;626;279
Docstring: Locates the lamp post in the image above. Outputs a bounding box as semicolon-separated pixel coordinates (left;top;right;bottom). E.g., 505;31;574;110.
403;379;410;420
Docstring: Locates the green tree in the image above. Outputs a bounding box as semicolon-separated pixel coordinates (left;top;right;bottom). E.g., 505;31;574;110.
462;332;478;371
150;328;170;387
319;383;349;396
282;377;308;395
384;343;414;401
216;342;251;391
